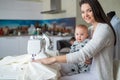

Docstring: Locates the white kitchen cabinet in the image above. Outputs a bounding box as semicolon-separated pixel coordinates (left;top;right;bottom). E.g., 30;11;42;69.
0;37;20;57
0;36;31;58
19;36;30;54
0;36;71;58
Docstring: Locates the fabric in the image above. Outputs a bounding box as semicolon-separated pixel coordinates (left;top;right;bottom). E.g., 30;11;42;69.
65;23;115;80
110;15;120;60
0;54;60;80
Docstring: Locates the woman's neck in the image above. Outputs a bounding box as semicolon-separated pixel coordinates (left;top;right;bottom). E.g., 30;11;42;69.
92;22;98;31
90;22;98;38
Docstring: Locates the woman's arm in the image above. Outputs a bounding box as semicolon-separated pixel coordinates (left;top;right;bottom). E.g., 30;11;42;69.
66;23;115;64
33;55;67;65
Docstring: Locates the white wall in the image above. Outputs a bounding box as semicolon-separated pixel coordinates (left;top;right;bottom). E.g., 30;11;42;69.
0;0;43;19
1;0;119;25
0;0;76;20
99;0;120;17
41;0;76;20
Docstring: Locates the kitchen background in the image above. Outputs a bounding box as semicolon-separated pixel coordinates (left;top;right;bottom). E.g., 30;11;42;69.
0;0;76;36
0;0;120;57
0;17;75;36
0;0;120;36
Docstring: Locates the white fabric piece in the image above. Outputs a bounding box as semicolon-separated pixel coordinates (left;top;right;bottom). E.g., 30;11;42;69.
0;54;31;65
0;54;60;80
18;62;59;80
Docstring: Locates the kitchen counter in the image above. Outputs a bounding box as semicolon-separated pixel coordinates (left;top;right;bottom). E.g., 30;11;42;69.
0;35;71;58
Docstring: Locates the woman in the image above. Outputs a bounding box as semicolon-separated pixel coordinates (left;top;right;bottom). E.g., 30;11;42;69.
33;0;116;80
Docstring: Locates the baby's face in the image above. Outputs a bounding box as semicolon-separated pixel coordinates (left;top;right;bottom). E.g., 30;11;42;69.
75;27;88;42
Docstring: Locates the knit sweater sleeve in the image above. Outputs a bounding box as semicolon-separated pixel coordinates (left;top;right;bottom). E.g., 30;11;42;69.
66;23;115;64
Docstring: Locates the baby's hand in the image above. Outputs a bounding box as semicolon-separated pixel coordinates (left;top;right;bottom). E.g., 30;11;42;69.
85;59;92;64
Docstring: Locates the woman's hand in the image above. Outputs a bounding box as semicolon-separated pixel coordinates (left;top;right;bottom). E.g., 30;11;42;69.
32;55;67;65
32;57;56;65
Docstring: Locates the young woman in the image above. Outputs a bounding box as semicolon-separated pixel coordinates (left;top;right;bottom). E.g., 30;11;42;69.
33;0;116;80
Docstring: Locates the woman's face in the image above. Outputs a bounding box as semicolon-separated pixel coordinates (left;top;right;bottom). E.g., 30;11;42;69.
80;3;96;24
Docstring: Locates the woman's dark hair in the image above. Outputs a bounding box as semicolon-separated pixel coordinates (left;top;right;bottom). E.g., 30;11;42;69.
79;0;116;45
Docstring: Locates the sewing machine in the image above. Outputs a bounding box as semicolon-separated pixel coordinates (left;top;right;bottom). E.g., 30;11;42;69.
27;35;47;60
27;34;59;60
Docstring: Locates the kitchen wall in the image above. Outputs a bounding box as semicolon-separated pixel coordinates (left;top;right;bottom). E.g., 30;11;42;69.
0;0;43;19
42;0;76;20
0;0;120;26
0;0;76;36
0;0;76;20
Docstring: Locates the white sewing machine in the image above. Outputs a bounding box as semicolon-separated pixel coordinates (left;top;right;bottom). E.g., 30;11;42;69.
27;35;46;60
27;34;59;60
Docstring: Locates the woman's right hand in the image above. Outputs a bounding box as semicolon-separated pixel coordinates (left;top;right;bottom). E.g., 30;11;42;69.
32;55;67;65
32;57;56;65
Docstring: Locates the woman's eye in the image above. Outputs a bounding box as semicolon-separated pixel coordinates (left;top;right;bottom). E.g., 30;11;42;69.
87;9;92;12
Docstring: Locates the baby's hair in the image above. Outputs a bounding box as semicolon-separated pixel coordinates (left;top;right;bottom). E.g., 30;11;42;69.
76;24;88;31
76;24;88;29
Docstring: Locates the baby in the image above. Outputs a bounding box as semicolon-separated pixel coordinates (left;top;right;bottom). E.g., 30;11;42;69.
60;24;92;76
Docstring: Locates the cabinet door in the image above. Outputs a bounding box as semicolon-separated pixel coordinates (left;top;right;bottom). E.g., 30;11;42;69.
0;37;20;58
19;36;30;54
